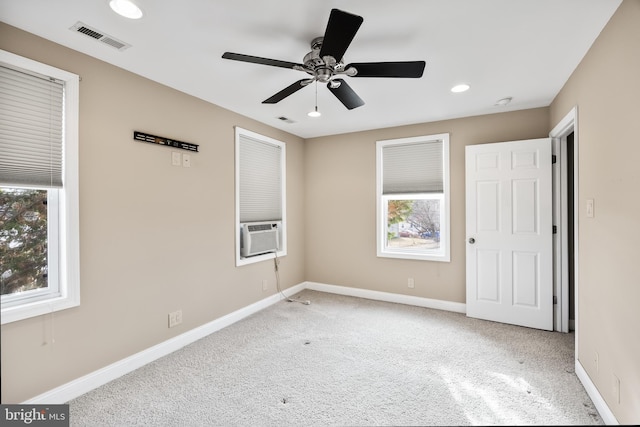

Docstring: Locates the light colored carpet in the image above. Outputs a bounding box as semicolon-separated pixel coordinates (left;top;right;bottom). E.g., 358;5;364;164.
69;290;602;426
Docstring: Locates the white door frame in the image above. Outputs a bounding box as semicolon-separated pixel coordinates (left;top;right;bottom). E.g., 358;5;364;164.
549;106;578;336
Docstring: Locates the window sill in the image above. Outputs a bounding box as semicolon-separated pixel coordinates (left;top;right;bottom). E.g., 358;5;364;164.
377;250;450;262
236;250;286;267
1;293;80;325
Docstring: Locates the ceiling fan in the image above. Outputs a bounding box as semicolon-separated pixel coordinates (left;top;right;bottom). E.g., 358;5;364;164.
222;8;426;110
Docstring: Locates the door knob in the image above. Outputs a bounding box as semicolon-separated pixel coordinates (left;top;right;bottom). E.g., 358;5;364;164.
468;237;475;244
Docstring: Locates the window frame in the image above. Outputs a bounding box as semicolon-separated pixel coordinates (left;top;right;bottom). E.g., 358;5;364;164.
234;127;287;267
0;188;59;308
376;133;451;262
0;50;80;324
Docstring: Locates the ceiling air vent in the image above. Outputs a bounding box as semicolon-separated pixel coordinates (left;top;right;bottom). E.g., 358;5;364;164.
70;22;131;51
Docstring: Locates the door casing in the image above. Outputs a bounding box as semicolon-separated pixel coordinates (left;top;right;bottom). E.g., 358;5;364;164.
550;106;578;335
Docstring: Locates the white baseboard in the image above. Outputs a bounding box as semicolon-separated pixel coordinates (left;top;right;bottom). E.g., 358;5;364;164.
24;282;307;404
25;281;618;425
303;281;467;314
575;360;618;425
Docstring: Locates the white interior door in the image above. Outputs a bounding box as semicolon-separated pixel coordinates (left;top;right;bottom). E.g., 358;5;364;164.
465;138;553;330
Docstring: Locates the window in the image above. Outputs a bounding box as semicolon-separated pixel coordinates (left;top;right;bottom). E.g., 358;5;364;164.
235;127;286;266
0;50;80;324
376;133;450;262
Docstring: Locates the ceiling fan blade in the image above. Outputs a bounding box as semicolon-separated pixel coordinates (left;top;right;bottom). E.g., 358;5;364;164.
262;79;309;104
327;79;364;110
222;52;303;70
347;61;426;78
319;9;363;62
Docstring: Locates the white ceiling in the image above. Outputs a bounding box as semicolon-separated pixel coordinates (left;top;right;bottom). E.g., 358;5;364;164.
0;0;622;139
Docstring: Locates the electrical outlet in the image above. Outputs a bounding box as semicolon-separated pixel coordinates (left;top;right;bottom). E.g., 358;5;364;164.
262;279;268;291
168;310;182;328
408;277;415;288
182;153;191;168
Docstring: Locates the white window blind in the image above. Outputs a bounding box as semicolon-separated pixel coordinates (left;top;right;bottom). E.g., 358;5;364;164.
382;139;443;194
0;64;64;188
238;133;282;222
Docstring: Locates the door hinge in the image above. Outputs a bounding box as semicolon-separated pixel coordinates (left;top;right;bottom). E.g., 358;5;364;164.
553;296;558;304
552;154;557;164
553;225;557;234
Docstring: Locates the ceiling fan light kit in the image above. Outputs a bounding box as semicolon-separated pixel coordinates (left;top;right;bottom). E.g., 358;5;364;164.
222;9;426;111
308;108;321;118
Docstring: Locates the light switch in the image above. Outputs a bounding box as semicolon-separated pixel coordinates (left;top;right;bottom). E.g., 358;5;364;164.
182;153;191;168
586;199;594;218
171;151;181;166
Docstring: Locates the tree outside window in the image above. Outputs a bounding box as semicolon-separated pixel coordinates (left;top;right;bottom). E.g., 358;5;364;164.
386;198;441;251
0;188;49;296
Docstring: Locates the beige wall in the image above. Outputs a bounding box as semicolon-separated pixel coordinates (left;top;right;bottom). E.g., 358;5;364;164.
0;23;305;403
550;0;640;423
2;1;639;422
304;109;549;302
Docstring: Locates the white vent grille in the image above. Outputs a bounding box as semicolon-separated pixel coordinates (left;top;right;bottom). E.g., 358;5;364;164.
241;221;280;257
70;22;131;51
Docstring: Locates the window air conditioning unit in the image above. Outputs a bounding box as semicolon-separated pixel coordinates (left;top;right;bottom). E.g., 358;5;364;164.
241;221;280;257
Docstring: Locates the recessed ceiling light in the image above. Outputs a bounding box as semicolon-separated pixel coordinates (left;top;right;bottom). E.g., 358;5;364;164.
495;97;513;106
109;0;143;19
451;84;470;93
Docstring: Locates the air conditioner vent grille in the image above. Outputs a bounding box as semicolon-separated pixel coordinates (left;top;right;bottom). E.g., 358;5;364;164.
241;221;280;257
248;223;274;232
70;22;131;51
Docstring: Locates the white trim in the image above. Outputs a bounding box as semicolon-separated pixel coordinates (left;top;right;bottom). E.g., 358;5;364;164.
551;135;569;333
550;108;601;425
549;107;578;338
28;281;610;422
0;50;81;325
24;282;307;404
304;281;466;313
22;281;466;404
550;106;577;138
379;193;447;261
234;126;287;267
29;278;615;427
376;133;451;262
575;360;618;425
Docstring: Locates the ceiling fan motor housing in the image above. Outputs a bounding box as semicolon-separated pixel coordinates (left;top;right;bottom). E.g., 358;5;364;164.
304;37;340;82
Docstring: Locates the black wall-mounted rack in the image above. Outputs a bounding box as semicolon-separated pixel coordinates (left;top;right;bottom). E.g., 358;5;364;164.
134;131;199;152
